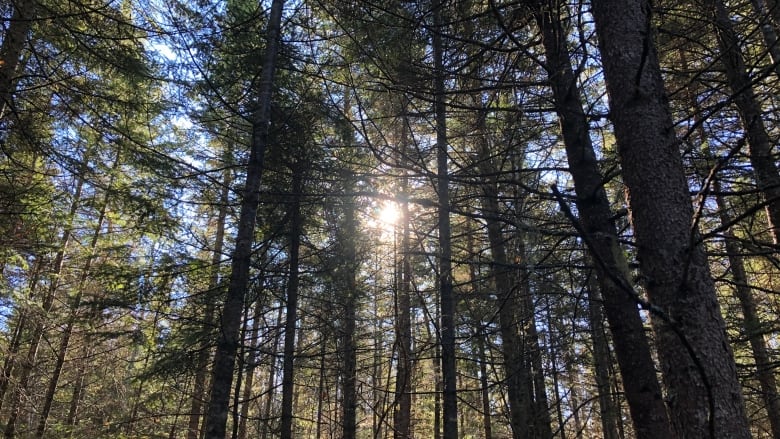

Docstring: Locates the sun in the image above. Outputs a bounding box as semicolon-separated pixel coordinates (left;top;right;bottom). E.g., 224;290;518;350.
378;200;401;226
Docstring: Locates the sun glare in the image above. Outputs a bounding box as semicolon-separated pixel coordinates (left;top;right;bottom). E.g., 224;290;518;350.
379;201;401;226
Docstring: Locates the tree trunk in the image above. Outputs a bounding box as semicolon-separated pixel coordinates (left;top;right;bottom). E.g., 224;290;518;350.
188;167;231;439
432;2;458;437
714;178;780;439
476;126;532;439
280;162;304;439
260;305;284;439
393;107;413;439
590;0;751;437
237;299;262;439
530;1;675;437
588;282;621;439
748;0;780;78
705;0;780;245
476;329;493;439
4;170;85;438
35;163;115;437
337;174;359;439
515;238;554;439
203;1;284;437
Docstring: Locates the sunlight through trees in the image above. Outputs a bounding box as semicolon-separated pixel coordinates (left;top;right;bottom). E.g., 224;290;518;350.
0;0;779;438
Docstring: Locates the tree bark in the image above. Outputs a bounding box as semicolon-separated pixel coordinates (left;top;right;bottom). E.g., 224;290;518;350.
203;1;284;437
530;1;675;437
590;0;751;437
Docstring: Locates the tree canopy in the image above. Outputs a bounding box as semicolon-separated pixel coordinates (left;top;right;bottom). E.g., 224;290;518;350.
1;0;779;438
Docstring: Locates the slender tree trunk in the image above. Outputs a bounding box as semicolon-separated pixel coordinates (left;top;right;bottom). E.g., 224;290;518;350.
687;59;780;437
0;0;34;121
476;330;493;439
0;261;40;411
588;282;621;439
477;140;532;439
231;307;249;439
35;152;121;437
260;305;284;439
393;107;413;439
338;175;359;439
529;2;676;437
705;0;780;245
4;171;86;438
544;299;566;439
237;299;262;439
203;1;284;437
280;162;304;439
714;178;780;439
66;342;90;426
515;238;554;439
590;0;751;436
189;167;232;439
749;0;780;78
432;2;458;437
315;331;328;439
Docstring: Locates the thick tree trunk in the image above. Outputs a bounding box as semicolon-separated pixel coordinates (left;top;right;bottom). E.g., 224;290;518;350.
590;0;751;437
203;1;284;438
705;0;780;245
530;2;675;437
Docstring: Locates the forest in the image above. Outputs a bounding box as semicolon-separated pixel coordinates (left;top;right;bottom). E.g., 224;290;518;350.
1;0;779;438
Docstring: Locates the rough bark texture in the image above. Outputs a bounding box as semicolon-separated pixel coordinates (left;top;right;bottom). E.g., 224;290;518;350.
590;0;750;437
530;2;675;437
203;1;284;437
